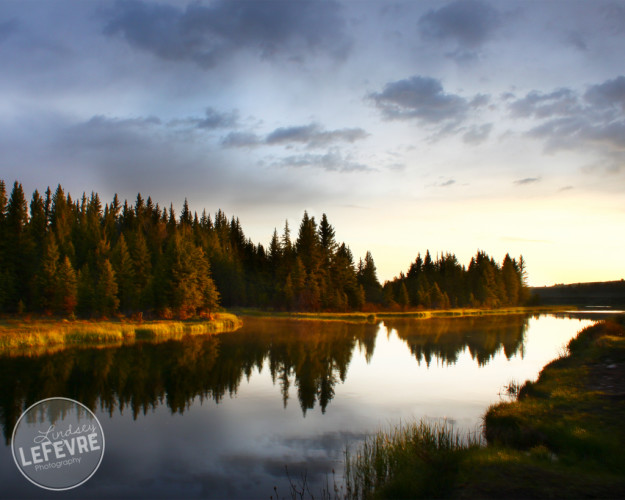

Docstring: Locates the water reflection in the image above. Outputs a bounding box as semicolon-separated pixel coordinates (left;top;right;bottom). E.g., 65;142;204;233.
0;315;529;444
385;315;528;367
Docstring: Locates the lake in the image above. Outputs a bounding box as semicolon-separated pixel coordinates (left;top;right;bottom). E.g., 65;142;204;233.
0;314;596;498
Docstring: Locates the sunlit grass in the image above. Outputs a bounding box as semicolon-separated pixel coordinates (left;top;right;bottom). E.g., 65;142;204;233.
236;306;565;324
344;420;481;499
0;313;242;355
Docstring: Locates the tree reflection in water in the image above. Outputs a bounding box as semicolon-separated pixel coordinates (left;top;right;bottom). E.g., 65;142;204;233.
0;315;528;443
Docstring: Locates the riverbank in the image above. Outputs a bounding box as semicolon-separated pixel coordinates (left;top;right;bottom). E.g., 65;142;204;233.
235;306;569;323
0;313;242;355
345;316;625;498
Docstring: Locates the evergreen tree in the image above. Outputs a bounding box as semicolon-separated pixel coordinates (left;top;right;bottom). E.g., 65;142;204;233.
29;189;47;258
318;213;337;260
96;259;119;316
55;256;77;315
131;230;152;310
112;234;137;313
37;233;60;313
77;264;95;316
397;281;409;309
357;251;382;304
5;182;33;311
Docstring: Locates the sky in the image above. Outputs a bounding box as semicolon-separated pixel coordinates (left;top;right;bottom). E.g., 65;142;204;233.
1;0;624;286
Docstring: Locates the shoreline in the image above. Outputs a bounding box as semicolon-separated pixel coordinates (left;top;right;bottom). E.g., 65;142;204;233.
345;315;625;498
235;305;574;323
0;306;586;355
0;313;242;355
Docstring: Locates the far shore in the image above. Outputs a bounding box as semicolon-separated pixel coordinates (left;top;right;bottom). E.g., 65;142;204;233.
233;305;575;323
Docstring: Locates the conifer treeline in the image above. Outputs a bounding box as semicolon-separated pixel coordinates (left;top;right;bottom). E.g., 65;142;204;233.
0;180;528;317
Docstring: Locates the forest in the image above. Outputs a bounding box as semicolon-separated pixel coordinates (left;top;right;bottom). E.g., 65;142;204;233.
0;180;529;317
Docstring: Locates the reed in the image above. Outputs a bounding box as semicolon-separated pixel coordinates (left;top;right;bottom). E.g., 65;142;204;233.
344;420;481;499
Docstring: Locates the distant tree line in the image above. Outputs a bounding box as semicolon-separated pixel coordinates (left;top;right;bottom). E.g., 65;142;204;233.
382;250;529;310
0;179;529;317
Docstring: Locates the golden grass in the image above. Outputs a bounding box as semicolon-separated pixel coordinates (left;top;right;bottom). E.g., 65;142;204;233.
0;313;242;355
235;306;569;323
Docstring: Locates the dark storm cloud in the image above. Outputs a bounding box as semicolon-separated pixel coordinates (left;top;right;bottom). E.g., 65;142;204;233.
418;0;501;58
103;0;350;68
265;124;368;148
369;76;471;124
222;123;368;149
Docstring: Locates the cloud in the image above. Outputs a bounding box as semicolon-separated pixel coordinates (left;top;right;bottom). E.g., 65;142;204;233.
369;76;470;124
509;88;579;119
223;123;368;149
584;75;625;112
103;0;350;68
186;107;239;130
221;131;261;148
509;76;625;170
265;123;368;148
61;115;162;151
462;123;492;144
273;150;373;172
418;0;501;59
514;177;541;185
0;112;319;210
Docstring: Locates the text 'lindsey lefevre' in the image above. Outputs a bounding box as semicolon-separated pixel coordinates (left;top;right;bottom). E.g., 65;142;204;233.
17;424;101;467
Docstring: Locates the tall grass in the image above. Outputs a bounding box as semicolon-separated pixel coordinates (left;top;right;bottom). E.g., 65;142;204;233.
0;313;242;355
344;420;481;499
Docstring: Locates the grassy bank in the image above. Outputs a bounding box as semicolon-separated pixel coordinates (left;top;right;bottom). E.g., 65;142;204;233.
345;316;625;498
235;306;568;323
0;313;242;355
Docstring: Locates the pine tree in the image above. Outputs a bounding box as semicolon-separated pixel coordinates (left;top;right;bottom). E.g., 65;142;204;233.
112;234;137;312
55;256;77;315
5;182;33;310
397;282;409;309
37;233;60;313
357;251;382;304
269;228;282;269
318;213;337;260
296;211;320;274
97;259;119;316
77;264;95;316
29;189;47;258
131;230;152;310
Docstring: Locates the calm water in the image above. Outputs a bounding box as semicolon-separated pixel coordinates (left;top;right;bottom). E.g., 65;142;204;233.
0;314;594;498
